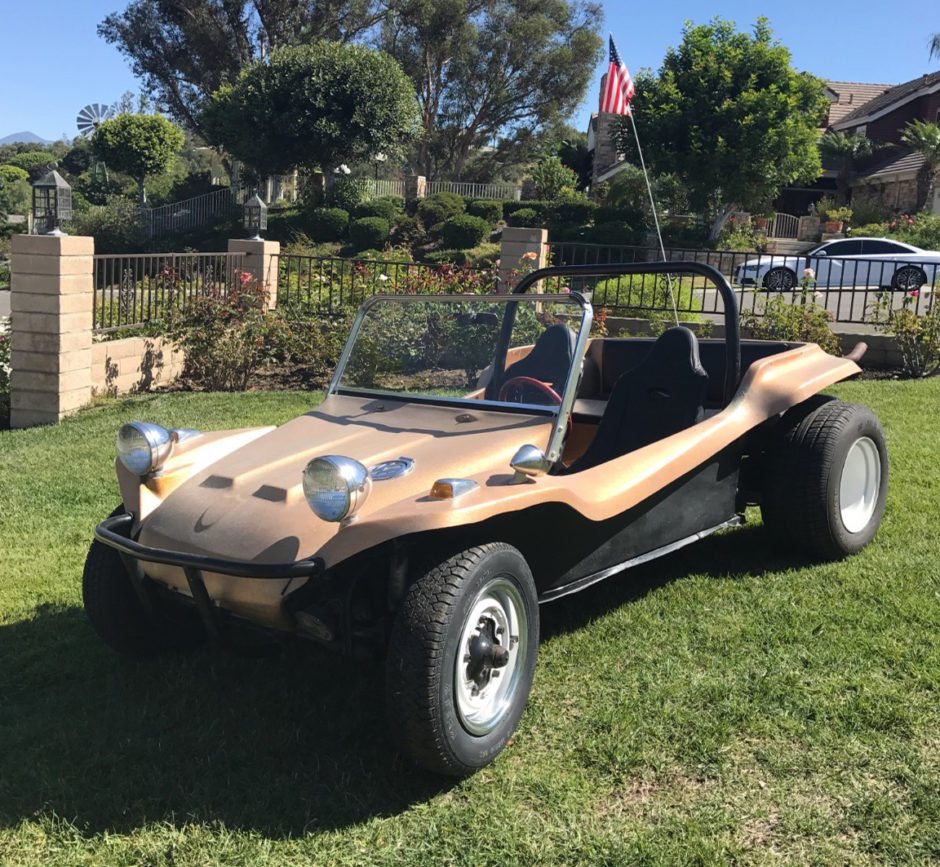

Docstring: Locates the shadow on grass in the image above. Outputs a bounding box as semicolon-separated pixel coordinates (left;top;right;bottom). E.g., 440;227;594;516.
0;606;450;837
0;523;805;837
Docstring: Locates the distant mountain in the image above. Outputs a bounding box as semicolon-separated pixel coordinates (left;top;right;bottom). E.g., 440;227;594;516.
0;131;52;146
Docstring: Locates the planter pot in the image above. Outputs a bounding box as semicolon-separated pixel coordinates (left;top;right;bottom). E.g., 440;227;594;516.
825;220;844;233
753;217;769;232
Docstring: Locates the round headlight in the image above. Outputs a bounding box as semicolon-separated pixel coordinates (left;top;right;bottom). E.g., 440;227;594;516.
116;422;174;475
302;455;371;522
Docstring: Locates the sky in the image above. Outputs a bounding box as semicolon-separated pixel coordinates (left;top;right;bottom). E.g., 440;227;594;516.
1;0;938;143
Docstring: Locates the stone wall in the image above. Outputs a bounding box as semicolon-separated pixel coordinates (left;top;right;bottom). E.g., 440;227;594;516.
91;336;185;396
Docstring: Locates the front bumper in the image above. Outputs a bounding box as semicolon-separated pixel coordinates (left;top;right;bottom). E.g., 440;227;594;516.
95;513;324;638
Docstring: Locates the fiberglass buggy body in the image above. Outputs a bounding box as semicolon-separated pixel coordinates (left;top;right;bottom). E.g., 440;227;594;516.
85;262;888;775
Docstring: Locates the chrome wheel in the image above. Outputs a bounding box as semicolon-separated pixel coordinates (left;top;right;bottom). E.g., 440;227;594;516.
839;436;882;534
763;268;796;291
455;577;528;736
893;266;925;292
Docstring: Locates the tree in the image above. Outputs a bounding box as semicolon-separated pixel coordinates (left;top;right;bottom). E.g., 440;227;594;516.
380;0;603;179
98;0;385;140
201;42;419;179
818;131;875;204
900;119;940;212
930;32;940;61
612;18;828;240
91;114;185;205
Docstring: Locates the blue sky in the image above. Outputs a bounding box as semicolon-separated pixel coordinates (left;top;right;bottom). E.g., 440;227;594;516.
2;0;938;143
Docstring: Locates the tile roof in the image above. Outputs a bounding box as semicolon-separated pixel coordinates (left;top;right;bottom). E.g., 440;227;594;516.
833;72;940;128
826;81;895;126
856;149;926;180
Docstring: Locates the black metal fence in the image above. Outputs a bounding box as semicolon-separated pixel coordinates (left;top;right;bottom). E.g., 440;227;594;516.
547;242;939;325
277;255;499;314
92;251;245;334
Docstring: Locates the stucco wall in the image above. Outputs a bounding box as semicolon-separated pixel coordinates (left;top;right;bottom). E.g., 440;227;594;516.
91;335;185;396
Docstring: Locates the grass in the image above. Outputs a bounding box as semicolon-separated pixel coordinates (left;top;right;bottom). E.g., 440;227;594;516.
0;380;938;865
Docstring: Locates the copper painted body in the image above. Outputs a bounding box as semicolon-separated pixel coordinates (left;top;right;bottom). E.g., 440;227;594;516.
117;339;859;630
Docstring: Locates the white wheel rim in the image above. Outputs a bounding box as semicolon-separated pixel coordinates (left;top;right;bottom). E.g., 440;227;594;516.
454;577;528;736
839;437;881;534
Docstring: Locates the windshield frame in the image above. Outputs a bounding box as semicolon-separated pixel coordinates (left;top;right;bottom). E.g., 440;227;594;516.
327;292;593;462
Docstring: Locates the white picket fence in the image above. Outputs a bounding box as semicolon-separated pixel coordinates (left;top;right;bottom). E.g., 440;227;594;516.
425;180;522;200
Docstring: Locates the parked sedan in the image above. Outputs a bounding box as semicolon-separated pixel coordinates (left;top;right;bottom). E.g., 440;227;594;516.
734;237;940;291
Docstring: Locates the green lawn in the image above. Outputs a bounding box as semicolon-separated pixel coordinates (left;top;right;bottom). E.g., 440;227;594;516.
0;381;937;865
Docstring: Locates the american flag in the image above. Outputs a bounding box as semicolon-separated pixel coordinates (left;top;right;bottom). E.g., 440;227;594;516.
600;36;635;115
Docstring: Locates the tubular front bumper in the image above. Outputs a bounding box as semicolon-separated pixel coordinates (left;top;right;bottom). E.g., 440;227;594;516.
94;513;324;637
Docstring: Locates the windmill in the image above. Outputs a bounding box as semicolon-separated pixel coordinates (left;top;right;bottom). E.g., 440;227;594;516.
76;103;116;185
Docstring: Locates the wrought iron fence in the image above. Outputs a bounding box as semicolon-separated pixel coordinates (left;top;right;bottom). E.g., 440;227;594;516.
140;188;242;239
277;255;498;314
547;242;939;325
425;181;522;200
92;251;245;334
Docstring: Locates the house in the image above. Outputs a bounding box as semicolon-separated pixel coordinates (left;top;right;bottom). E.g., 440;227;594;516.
830;71;940;214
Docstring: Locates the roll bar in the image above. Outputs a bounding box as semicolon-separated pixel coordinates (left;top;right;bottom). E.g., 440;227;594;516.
511;261;741;405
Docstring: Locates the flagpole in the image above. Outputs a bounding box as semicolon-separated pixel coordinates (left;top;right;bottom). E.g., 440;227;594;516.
627;110;679;327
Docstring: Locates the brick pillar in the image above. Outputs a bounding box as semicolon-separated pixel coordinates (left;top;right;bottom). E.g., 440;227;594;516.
498;227;548;292
9;234;94;428
404;175;426;201
798;216;821;242
228;239;280;310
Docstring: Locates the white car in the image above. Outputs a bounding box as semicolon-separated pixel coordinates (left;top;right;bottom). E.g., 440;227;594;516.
734;237;940;291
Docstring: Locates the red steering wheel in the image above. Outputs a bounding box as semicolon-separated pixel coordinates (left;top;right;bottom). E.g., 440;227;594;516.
498;376;562;406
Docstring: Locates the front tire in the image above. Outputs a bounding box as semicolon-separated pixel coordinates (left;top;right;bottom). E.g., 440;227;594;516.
385;543;539;776
761;400;889;559
762;267;796;291
83;508;205;656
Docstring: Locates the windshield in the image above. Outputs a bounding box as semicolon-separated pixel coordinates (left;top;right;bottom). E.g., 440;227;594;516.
330;293;591;414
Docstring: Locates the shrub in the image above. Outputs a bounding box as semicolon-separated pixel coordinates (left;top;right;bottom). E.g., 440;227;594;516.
585;221;641;245
504;200;550;219
325;176;371;210
165;272;280;390
467;199;503;224
6;151;57;180
0;315;10;428
353;198;401;222
870;288;940;377
507;207;539;227
69;197;147;254
549;195;597;227
850;198;890;225
349;216;390;251
424;250;471;266
417;192;465;227
0;165;29;183
717;220;767;253
528;155;578;200
390;214;424;247
741;277;840;355
440;214;490;249
306;207;349;241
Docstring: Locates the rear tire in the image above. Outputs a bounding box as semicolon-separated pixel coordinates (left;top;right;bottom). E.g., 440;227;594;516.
385;543;539;776
82;507;205;656
762;267;796;291
892;266;926;292
761;400;889;559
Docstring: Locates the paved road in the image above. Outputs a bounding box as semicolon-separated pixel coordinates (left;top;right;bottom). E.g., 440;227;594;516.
0;290;9;319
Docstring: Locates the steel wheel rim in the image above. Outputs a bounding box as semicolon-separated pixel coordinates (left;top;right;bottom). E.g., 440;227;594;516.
839;436;881;534
454;577;527;736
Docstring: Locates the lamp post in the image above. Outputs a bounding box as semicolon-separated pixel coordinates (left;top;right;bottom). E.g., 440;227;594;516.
32;171;72;236
243;194;268;241
374;152;387;186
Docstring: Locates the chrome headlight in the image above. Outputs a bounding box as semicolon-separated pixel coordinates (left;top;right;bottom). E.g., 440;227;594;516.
302;455;372;522
116;422;174;475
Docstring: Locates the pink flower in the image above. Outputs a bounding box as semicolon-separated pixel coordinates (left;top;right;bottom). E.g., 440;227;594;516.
910;290;919;298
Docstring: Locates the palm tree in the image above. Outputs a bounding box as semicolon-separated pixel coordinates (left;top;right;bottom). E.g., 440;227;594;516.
900;120;940;212
818;131;875;204
930;32;940;60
